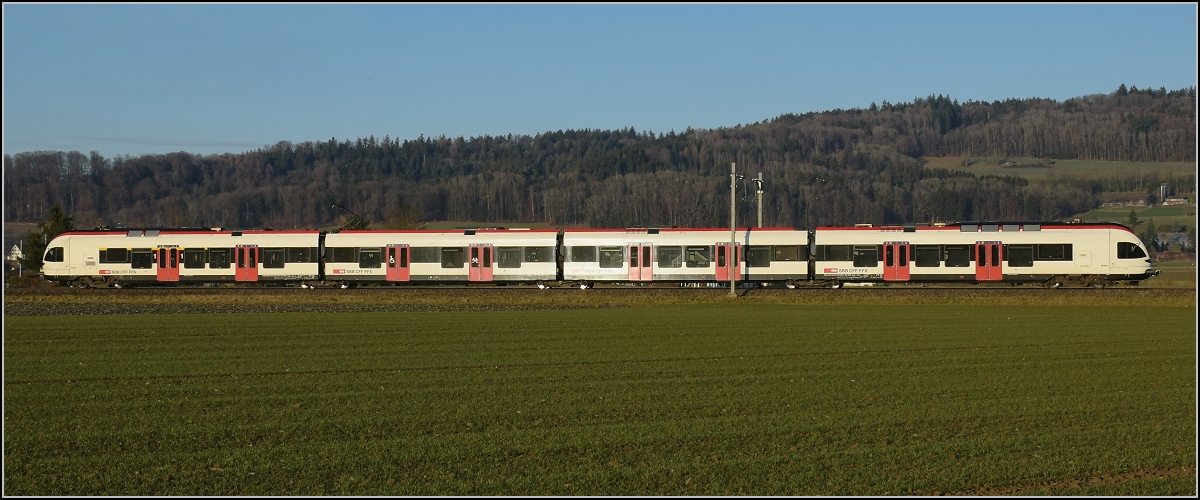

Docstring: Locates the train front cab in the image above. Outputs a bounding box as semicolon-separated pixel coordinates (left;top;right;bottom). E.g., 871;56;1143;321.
37;235;71;285
811;223;1160;288
1104;227;1158;286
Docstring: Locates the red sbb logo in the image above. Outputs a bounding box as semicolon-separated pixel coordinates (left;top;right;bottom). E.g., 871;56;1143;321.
332;269;346;274
823;267;839;273
98;270;111;274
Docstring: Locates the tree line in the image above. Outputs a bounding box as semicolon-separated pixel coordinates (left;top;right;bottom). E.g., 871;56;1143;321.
4;85;1194;231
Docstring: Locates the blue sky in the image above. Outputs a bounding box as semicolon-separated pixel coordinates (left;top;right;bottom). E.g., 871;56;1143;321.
3;3;1196;159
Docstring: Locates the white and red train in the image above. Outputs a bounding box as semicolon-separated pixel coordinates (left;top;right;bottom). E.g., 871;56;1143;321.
38;221;1159;289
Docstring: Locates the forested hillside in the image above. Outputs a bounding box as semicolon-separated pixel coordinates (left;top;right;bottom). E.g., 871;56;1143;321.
5;84;1195;230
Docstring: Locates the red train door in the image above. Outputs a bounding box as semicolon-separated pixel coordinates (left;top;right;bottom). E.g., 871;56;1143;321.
883;242;910;281
386;244;410;282
715;243;740;282
628;243;652;281
975;242;1003;282
156;247;180;282
235;245;259;282
469;244;493;282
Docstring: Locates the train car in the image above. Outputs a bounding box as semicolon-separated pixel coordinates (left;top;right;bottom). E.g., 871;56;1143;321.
320;229;560;286
39;228;322;288
560;227;810;287
810;221;1158;288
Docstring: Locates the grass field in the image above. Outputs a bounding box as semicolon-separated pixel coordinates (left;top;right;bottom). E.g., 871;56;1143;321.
1151;261;1198;288
4;291;1195;495
1073;205;1197;236
922;157;1197;181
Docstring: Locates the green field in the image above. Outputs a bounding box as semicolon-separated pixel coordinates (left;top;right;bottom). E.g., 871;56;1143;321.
1074;205;1197;233
4;292;1195;495
923;157;1197;181
1150;261;1198;288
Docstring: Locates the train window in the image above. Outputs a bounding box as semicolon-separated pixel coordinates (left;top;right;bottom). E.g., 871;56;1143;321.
263;248;286;269
1007;245;1034;267
944;245;971;267
822;245;852;262
599;246;624;268
1117;242;1147;259
44;247;64;262
441;247;464;268
772;245;800;261
657;246;683;268
286;247;316;263
745;246;771;267
1036;244;1071;261
524;247;553;263
329;247;357;263
570;246;597;263
100;248;130;263
497;247;523;268
410;247;439;263
183;249;207;269
853;246;878;267
359;248;382;268
914;245;941;267
685;246;711;268
131;249;154;269
208;249;231;268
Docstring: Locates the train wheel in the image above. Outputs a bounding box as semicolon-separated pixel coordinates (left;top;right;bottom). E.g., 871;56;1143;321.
578;282;590;290
74;278;90;289
1045;276;1064;289
536;282;548;290
830;282;842;289
785;282;798;289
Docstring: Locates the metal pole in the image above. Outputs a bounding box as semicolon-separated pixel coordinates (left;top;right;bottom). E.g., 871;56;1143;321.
756;172;763;228
730;162;737;296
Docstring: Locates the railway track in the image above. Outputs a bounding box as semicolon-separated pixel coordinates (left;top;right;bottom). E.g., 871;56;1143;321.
5;283;1193;297
5;285;1192;317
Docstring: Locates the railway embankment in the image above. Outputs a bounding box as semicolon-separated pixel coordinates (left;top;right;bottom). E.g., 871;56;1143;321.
3;286;1193;316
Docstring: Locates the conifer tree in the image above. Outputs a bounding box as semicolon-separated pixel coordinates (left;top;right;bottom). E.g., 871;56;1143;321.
19;204;74;272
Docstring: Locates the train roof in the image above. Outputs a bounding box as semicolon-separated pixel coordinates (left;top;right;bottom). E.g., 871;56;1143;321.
564;227;802;234
816;221;1135;233
336;228;561;235
55;228;320;237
